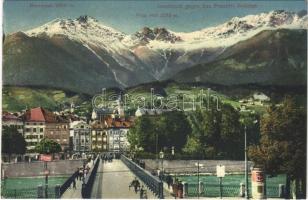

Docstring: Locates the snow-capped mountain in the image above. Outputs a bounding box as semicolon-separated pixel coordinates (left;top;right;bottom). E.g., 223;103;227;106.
3;10;307;94
132;10;307;50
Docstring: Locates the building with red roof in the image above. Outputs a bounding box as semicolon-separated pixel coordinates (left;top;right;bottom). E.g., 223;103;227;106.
91;115;133;153
23;107;69;151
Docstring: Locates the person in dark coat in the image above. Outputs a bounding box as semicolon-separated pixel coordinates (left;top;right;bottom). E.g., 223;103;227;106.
166;175;173;189
72;179;76;189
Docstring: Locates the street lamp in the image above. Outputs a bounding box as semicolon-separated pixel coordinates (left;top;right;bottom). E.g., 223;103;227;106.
244;119;258;199
155;131;159;170
195;162;204;199
159;150;164;179
171;146;175;157
45;147;50;198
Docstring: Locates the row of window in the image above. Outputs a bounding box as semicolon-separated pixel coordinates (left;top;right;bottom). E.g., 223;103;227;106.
26;122;44;125
75;139;90;143
25;135;43;139
92;131;107;136
25;128;44;133
92;145;107;150
26;142;39;146
4;125;23;129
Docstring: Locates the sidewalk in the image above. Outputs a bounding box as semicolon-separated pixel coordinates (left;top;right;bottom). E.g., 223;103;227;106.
61;178;83;199
98;159;157;199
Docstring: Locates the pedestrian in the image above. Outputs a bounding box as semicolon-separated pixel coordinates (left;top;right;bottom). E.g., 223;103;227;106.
166;175;173;189
177;181;183;198
134;179;140;193
79;168;83;180
72;179;76;189
140;185;145;199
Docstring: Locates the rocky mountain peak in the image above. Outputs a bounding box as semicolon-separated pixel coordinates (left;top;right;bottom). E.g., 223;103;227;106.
135;27;181;43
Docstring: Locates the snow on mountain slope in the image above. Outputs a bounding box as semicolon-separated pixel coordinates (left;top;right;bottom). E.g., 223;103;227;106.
139;10;307;50
26;15;125;46
22;10;307;83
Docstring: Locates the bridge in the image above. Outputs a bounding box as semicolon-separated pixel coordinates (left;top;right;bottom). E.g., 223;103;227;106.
61;155;171;199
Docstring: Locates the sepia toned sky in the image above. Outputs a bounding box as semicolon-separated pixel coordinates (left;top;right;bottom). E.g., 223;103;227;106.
4;0;307;34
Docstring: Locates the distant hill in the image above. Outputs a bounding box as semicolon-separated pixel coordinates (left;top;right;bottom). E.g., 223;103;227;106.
173;29;307;86
2;86;91;112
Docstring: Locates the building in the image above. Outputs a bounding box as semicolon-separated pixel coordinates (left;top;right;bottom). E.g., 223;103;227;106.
253;92;270;102
2;112;24;135
135;108;171;117
91;120;108;152
45;116;70;151
70;121;91;153
23;107;70;151
104;116;132;153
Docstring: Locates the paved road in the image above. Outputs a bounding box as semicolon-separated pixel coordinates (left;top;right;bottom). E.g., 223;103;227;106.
61;177;83;199
92;159;157;199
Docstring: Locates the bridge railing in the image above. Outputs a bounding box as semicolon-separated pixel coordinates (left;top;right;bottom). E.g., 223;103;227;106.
121;155;164;199
82;156;100;198
59;170;79;196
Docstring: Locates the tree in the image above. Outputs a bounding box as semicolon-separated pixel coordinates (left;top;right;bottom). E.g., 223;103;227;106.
220;104;242;159
35;138;62;154
128;111;191;154
249;97;306;199
186;103;244;159
2;126;26;162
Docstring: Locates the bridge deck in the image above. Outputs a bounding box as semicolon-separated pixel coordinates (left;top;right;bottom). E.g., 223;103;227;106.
92;159;157;199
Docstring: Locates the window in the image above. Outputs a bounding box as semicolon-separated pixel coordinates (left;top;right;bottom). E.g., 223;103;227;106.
40;135;43;138
33;123;37;125
40;128;43;132
40;123;43;125
26;128;30;132
33;128;36;132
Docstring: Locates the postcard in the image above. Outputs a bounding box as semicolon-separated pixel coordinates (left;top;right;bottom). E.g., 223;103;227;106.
1;0;307;199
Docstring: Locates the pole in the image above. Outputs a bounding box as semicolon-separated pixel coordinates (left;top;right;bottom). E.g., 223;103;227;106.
219;177;222;199
156;132;158;170
245;125;249;199
197;161;199;199
45;161;48;198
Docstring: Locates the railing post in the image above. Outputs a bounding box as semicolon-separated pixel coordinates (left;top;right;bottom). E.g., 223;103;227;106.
183;182;188;198
159;181;164;199
199;181;204;195
37;185;44;198
55;184;61;198
279;184;285;198
240;183;245;197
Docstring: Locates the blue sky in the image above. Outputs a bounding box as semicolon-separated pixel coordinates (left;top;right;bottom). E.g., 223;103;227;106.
4;0;307;34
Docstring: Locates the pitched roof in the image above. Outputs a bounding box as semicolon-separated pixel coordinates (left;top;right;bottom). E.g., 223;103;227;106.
91;115;133;129
2;112;22;122
24;107;68;123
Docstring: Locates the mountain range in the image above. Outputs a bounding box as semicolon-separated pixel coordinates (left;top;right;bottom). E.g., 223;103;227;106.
3;10;307;94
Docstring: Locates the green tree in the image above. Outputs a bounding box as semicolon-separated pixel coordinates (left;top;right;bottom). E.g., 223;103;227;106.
249;97;306;199
186;103;244;159
2;126;26;162
157;111;192;151
220;104;242;159
35;138;62;154
128;111;191;154
128;116;157;152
